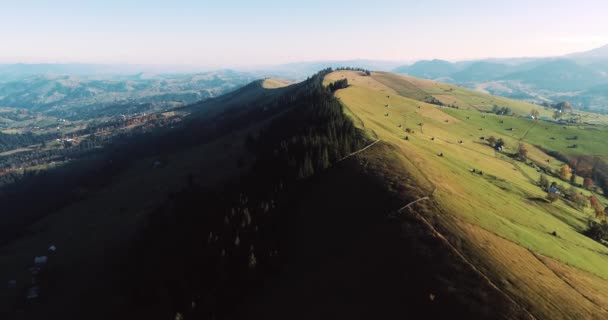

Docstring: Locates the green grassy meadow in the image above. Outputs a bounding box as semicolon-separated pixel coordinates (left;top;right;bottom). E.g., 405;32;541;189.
327;70;608;319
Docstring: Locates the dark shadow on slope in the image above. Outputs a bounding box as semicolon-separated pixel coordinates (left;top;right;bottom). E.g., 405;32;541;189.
233;146;530;320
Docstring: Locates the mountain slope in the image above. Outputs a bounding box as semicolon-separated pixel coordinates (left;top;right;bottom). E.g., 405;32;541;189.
326;70;608;319
0;71;256;120
451;61;515;82
1;70;542;320
391;52;608;111
501;59;608;91
393;59;458;80
4;69;608;319
568;44;608;59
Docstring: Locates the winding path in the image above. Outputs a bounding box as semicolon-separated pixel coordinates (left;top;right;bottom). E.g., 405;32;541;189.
338;139;381;162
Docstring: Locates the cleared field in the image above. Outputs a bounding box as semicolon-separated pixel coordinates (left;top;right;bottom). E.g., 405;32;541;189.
262;78;293;89
326;70;608;319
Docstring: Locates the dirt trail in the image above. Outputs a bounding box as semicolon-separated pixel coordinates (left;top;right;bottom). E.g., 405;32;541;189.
338;139;381;162
396;200;539;320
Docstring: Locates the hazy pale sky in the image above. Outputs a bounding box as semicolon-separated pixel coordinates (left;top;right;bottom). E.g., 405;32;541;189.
2;0;608;67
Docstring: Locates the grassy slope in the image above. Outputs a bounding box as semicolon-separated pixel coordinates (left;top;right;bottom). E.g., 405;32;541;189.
261;78;293;89
235;142;532;320
327;70;608;319
4;71;608;319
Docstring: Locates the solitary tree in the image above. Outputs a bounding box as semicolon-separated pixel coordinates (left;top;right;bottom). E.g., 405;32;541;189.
560;164;572;181
547;192;560;203
517;143;529;160
589;195;605;220
539;174;550;190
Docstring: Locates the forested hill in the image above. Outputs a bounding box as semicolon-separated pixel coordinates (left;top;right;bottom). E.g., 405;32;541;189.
2;69;532;320
130;69;370;318
0;69;372;319
125;69;529;319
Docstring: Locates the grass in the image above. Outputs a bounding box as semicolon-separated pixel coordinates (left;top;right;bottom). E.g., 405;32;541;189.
326;70;608;319
262;78;292;89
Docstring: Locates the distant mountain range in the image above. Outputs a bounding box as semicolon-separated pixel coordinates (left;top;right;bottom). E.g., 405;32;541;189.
568;44;608;59
2;44;608;117
392;45;608;112
0;70;256;120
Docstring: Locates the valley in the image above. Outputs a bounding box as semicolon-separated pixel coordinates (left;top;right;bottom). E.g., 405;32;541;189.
4;2;608;319
392;46;608;114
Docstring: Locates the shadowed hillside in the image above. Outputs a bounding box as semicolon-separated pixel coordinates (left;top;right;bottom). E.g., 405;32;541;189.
3;69;608;320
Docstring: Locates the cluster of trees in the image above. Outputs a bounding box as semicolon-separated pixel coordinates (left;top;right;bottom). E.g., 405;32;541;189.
585;220;608;244
486;136;505;149
538;174;588;209
492;105;512;115
540;149;608;195
328;79;349;92
249;69;366;180
424;96;444;106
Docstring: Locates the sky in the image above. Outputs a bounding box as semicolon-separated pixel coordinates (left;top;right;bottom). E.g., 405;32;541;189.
1;0;608;67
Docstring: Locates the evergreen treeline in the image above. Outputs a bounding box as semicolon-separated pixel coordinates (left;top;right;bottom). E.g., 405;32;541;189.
132;68;368;319
0;68;367;317
336;66;371;76
250;70;364;181
328;79;348;92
